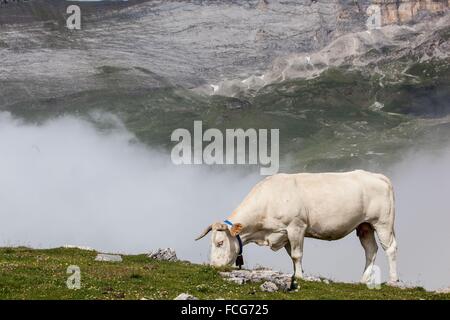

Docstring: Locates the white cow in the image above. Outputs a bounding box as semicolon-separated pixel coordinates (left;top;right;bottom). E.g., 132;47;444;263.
196;170;398;289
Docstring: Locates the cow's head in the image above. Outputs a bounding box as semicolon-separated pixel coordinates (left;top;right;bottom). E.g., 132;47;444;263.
195;222;243;267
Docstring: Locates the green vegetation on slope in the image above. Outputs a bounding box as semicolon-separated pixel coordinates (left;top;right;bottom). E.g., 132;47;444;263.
1;247;449;300
2;61;450;172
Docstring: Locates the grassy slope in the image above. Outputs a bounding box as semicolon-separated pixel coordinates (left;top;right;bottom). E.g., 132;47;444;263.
1;247;449;300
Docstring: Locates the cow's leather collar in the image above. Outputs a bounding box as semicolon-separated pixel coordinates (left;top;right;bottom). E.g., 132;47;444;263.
224;219;244;268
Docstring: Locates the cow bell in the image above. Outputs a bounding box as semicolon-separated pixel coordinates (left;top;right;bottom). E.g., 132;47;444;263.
236;254;244;269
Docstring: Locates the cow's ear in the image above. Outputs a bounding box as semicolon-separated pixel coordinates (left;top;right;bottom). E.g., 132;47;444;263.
230;223;243;236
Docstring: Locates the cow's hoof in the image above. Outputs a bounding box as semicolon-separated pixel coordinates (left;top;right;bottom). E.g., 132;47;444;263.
289;279;300;292
359;278;369;285
386;280;401;287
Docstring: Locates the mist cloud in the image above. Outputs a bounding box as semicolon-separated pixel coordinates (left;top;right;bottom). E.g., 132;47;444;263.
0;112;260;261
0;112;449;290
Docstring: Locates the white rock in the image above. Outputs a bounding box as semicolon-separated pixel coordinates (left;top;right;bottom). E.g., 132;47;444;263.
148;248;178;261
435;287;450;294
220;269;331;291
304;275;322;282
369;101;385;111
174;293;198;300
386;281;414;289
95;253;122;262
225;277;247;285
220;269;290;289
323;279;330;284
260;281;278;292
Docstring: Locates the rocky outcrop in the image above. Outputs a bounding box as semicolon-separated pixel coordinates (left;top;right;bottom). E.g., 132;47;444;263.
373;0;448;25
220;269;291;291
220;269;328;291
148;248;178;262
260;281;279;292
95;253;123;262
174;293;199;300
212;11;450;95
435;286;450;294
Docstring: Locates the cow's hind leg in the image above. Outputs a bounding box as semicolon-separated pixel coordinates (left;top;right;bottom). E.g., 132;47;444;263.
374;224;399;284
357;223;378;284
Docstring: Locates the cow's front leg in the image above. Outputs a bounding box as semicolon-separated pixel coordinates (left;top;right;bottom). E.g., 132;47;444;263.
287;226;306;291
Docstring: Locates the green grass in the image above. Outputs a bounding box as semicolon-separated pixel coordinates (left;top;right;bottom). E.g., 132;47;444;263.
1;247;449;300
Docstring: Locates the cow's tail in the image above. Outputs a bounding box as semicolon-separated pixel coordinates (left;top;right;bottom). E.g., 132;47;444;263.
373;173;399;283
387;177;396;240
375;173;397;248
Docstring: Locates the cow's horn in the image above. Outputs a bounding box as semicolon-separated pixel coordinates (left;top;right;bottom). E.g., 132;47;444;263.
195;224;212;241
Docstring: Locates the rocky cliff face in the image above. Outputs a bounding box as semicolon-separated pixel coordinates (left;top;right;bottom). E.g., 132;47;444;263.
0;0;448;101
372;0;448;25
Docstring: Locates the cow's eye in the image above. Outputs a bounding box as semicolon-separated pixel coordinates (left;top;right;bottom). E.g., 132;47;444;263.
217;241;224;247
